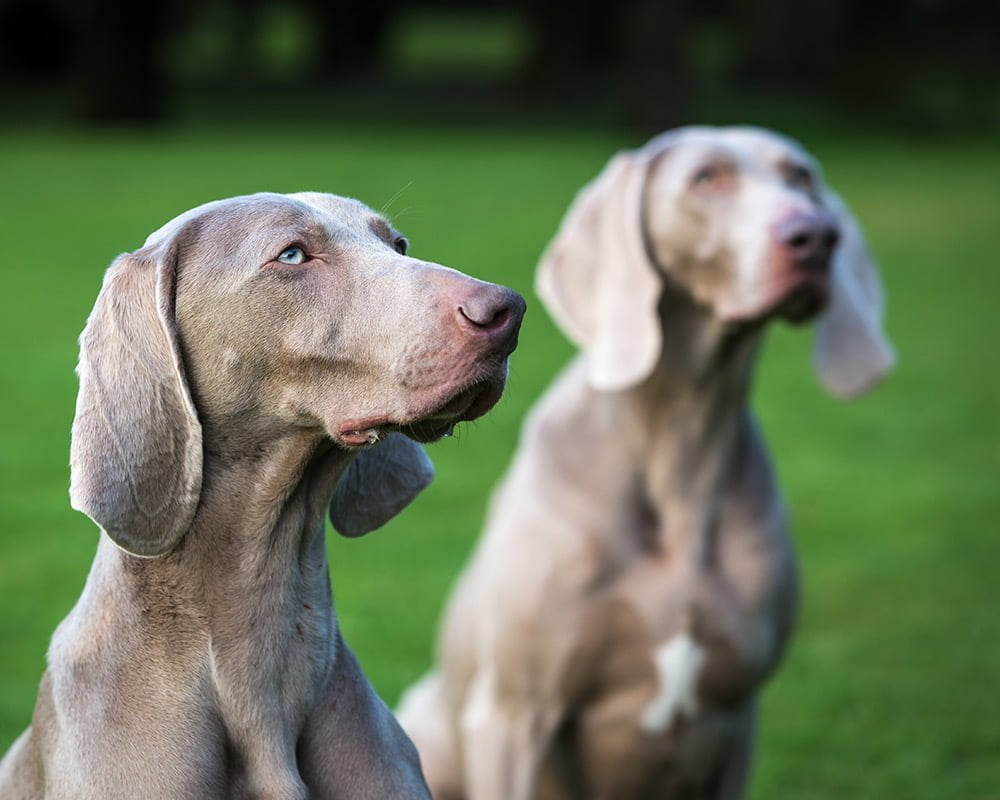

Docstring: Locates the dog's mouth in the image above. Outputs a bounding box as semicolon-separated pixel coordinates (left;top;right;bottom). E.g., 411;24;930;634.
720;273;830;328
772;276;830;323
336;371;507;448
398;379;506;443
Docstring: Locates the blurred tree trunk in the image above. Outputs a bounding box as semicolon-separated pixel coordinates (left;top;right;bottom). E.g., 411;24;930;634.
734;0;849;86
518;0;612;101
519;0;689;129
72;0;168;122
308;0;395;77
617;0;690;131
0;1;73;83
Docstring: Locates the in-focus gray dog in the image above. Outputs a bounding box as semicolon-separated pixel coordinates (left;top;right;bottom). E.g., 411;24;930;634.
399;127;894;799
0;192;525;800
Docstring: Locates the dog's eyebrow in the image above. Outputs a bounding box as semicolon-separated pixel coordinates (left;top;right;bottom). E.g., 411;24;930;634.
367;216;395;243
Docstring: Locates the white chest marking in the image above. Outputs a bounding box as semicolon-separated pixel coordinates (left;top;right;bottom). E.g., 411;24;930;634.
640;631;707;734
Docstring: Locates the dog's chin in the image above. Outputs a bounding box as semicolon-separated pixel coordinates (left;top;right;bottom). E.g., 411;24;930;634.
335;373;507;448
721;276;830;329
399;378;507;443
773;280;830;324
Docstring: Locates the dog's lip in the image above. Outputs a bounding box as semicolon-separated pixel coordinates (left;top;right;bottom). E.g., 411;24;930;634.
336;377;506;448
774;278;829;323
719;271;830;326
337;418;389;447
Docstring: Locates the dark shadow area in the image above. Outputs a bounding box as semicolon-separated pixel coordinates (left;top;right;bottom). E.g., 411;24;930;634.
2;0;998;134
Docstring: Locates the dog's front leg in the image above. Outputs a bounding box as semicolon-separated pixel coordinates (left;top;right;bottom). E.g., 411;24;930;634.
458;667;561;800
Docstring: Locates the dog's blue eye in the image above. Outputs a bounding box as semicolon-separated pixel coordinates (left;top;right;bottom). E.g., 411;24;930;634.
277;246;306;265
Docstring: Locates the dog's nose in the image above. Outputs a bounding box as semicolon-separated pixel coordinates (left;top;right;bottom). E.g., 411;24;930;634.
457;285;526;351
777;212;840;268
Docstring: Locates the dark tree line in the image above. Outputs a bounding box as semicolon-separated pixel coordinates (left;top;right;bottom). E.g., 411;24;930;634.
1;0;997;128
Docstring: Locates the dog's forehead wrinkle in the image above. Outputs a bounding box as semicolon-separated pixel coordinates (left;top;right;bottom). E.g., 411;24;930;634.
288;191;380;230
147;193;399;267
145;194;330;270
657;128;815;185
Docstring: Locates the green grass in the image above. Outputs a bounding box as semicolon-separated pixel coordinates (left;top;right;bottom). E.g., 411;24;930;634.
0;121;997;799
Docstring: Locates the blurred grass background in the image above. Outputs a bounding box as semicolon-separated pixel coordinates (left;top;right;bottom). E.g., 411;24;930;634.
1;1;999;797
1;120;997;799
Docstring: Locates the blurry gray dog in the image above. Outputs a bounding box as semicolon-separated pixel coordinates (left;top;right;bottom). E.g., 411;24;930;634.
0;192;524;800
398;127;894;799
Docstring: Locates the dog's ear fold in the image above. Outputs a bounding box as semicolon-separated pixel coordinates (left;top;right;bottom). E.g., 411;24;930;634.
329;433;434;538
70;242;203;557
536;151;663;391
813;190;896;398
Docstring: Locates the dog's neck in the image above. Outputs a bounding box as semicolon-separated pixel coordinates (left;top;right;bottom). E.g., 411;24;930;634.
625;289;765;563
103;426;354;772
184;425;347;587
187;427;346;567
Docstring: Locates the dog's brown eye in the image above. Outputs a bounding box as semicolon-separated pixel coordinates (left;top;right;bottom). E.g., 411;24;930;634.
691;165;719;186
393;236;409;255
787;164;815;190
690;163;736;191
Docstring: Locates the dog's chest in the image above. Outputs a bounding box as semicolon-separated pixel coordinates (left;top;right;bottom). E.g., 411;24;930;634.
543;594;743;798
552;547;791;796
200;573;336;797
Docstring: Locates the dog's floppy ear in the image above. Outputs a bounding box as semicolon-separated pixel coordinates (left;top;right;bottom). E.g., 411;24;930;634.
536;150;663;391
813;190;896;398
70;240;202;558
329;433;434;537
